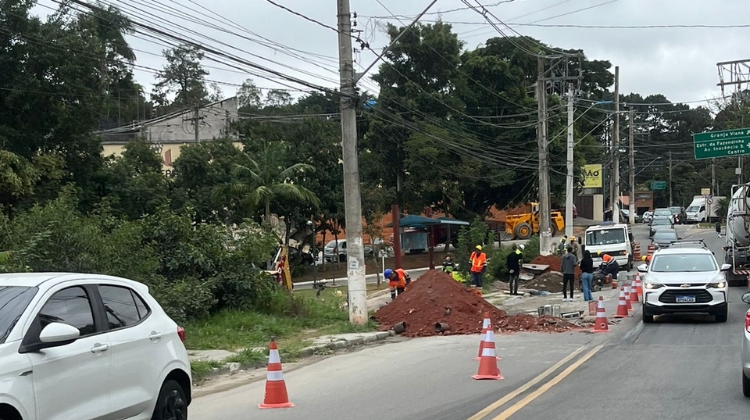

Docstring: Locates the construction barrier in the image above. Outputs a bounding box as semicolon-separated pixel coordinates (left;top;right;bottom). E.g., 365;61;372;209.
633;242;641;262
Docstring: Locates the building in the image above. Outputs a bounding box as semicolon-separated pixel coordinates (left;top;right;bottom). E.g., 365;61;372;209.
97;97;241;176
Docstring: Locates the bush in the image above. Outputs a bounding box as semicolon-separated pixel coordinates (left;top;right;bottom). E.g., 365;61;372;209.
456;216;493;275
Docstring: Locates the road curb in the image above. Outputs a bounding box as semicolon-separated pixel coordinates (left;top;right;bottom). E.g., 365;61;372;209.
192;331;397;385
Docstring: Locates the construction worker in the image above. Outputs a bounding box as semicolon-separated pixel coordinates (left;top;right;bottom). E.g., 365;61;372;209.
600;254;619;282
442;255;456;274
506;244;523;295
469;245;487;288
384;268;411;300
569;235;581;262
558;235;568;255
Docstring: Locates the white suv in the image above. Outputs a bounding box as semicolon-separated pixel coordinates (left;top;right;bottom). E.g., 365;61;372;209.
0;273;191;420
638;243;730;323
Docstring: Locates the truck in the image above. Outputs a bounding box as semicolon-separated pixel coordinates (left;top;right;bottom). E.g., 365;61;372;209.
686;195;726;223
723;184;750;286
504;202;565;240
584;222;634;270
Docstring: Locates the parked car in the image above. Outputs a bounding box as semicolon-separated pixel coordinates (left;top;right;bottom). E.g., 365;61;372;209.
641;211;654;224
323;239;374;262
741;292;750;396
0;273;191;420
668;206;687;224
649;217;674;237
651;228;680;249
638;243;730;323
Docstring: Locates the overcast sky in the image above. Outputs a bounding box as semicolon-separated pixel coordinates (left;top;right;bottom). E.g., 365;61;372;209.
33;0;750;107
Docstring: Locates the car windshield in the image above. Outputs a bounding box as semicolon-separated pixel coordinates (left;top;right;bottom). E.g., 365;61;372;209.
586;229;626;245
651;254;717;272
652;218;671;225
687;205;700;212
0;286;38;344
325;240;341;248
655;210;671;217
669;207;681;214
653;231;677;242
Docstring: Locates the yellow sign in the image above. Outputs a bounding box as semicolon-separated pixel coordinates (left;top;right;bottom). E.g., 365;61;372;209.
583;164;603;188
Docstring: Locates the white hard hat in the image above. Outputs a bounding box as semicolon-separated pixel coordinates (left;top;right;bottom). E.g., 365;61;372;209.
519;244;525;250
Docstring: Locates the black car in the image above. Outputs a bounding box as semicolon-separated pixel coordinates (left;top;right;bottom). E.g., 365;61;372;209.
649;217;674;237
651;229;679;248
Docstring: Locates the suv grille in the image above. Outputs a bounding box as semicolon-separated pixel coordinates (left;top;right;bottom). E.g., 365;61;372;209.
658;289;713;304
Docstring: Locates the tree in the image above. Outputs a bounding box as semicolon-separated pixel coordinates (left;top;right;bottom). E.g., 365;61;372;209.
237;78;263;109
152;43;211;110
265;89;293;108
213;142;321;227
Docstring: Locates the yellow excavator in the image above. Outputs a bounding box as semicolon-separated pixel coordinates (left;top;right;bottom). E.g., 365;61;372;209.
504;202;565;240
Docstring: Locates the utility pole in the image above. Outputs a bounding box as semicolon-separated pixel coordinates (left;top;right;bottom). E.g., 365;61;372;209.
336;0;367;325
564;83;574;238
668;151;673;206
612;66;620;224
712;158;717;196
628;108;635;225
194;106;200;143
537;57;551;256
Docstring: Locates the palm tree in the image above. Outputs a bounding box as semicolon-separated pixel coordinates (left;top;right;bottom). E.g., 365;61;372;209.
213;142;321;225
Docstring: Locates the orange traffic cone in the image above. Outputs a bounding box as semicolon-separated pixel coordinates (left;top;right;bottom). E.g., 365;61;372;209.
473;328;503;380
259;339;294;409
615;287;629;318
592;296;610;333
624;285;633;312
635;273;643;301
629;281;639;305
476;313;490;360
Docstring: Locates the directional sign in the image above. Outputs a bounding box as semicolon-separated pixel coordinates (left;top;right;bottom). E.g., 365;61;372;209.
651;181;667;190
693;128;750;159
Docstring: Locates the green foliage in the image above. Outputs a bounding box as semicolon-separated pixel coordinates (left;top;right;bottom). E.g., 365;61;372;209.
716;198;730;220
455;217;491;275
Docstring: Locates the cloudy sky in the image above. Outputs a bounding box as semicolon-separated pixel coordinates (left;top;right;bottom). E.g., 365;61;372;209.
33;0;749;106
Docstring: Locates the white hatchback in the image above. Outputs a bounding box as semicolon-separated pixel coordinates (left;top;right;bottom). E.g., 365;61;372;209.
0;273;191;420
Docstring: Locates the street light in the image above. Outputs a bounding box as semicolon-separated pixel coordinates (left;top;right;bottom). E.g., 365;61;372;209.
306;220;318;289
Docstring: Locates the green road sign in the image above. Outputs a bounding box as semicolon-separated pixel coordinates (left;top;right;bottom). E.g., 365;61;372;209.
651;181;667;190
693;128;750;159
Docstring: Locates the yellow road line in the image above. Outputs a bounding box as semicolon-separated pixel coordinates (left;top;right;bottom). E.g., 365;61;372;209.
491;344;604;420
467;345;588;420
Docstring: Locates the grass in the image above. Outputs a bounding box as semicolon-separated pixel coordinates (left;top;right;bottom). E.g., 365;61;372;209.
292;282;390;300
184;291;378;382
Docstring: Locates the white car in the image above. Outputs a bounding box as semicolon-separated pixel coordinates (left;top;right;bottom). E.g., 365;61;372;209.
0;273;191;420
638;243;730;323
741;293;750;396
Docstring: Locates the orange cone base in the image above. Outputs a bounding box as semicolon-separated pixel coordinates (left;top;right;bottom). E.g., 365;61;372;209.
259;402;295;409
473;373;504;380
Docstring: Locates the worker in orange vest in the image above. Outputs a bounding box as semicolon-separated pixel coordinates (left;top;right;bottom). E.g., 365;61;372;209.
469;245;487;288
385;268;411;300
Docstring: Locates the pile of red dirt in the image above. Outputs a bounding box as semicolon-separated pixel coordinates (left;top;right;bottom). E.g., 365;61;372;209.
529;255;582;278
373;270;577;337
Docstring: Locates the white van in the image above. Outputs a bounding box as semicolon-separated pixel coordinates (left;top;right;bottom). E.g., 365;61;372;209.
584;222;633;270
686;195;726;223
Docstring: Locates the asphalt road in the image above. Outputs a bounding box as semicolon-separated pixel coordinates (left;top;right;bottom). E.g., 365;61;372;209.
191;224;750;420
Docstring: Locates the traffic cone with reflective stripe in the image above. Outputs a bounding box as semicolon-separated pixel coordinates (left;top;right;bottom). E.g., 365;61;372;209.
473;329;503;380
630;281;639;305
615;287;629;318
592;296;610;333
476;313;501;361
259;339;294;409
635;273;643;301
624;284;633;312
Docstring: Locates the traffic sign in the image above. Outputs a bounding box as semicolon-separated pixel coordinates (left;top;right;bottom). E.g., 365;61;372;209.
651;181;667;190
693;128;750;159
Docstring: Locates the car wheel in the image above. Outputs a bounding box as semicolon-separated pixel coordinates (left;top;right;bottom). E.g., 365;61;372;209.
152;379;188;420
643;310;654;323
716;309;728;323
744;372;750;397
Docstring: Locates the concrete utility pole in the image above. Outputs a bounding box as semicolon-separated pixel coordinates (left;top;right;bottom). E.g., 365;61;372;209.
565;83;574;238
537;57;551;256
628;108;635;225
712;158;717;196
336;0;367;325
612;66;620;224
668;150;673;206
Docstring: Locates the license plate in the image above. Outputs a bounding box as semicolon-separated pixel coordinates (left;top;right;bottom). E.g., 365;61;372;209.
676;295;696;303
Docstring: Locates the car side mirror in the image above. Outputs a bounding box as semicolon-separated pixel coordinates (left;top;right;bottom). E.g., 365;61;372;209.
637;264;648;273
39;322;80;344
721;263;732;272
743;292;750;304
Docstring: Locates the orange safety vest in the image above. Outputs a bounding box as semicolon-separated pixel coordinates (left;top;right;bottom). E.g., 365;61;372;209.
470;251;486;273
389;269;408;289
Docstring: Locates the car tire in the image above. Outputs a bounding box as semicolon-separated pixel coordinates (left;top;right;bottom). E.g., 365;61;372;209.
643;310;654;323
152;379;188;420
716;309;728;323
744;372;750;397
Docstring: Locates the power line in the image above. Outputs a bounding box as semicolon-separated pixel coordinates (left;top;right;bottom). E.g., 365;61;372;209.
263;0;356;39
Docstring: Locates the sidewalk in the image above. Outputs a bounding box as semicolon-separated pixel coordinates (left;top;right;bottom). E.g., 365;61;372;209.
294;267;432;290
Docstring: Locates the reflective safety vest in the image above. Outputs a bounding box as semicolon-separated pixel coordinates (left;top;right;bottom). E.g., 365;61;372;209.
389;269;408;288
470;252;487;273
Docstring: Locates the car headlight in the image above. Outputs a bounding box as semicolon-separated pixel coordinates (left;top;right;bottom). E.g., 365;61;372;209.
644;282;664;289
707;281;727;289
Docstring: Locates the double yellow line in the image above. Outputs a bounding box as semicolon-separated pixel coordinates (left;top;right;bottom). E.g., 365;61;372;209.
468;344;604;420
